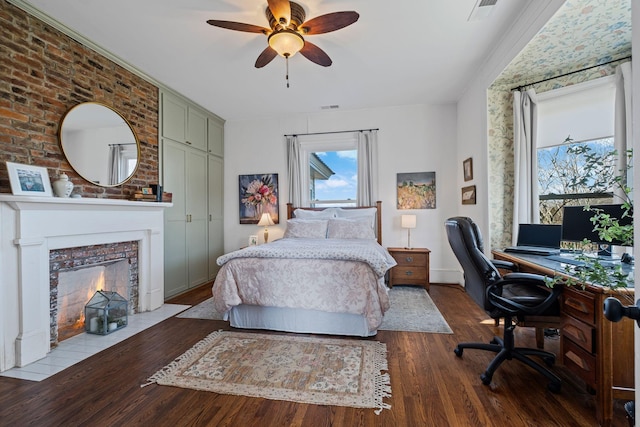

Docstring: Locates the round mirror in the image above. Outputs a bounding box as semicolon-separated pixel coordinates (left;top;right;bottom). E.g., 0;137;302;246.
58;102;140;187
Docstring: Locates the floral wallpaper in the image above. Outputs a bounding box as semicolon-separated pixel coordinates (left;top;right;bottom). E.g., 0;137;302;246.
486;0;631;249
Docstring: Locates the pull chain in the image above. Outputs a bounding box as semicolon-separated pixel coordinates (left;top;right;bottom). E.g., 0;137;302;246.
285;54;290;88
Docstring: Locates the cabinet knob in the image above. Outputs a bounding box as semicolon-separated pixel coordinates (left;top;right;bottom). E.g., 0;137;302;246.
405;256;413;262
405;271;413;276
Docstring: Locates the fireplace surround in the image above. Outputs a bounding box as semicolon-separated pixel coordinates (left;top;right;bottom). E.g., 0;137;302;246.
0;195;170;371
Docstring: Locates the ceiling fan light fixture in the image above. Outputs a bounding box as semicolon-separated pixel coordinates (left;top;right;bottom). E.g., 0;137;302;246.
268;30;304;57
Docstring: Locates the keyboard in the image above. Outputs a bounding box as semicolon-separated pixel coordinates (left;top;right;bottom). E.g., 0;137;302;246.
504;245;560;256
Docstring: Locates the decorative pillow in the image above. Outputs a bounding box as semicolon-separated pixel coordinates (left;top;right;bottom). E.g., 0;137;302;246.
335;207;377;228
327;218;376;240
283;219;328;239
293;207;338;219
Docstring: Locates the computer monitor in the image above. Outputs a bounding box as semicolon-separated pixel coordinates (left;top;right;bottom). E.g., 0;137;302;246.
561;204;633;247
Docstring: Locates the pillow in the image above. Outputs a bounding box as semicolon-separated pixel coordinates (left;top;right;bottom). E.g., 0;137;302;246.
293;207;338;219
327;218;376;240
335;207;377;229
283;219;328;239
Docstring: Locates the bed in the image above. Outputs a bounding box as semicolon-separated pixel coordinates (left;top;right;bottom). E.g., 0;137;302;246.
211;202;396;336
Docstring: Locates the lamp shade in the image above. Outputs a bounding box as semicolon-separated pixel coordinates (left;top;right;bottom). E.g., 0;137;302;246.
268;30;304;57
257;213;275;227
401;214;417;229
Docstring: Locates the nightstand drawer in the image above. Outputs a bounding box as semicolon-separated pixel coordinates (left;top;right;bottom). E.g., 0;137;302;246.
393;253;428;266
391;266;427;281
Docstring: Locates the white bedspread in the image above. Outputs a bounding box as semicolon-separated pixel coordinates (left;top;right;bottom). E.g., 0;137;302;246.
212;238;397;332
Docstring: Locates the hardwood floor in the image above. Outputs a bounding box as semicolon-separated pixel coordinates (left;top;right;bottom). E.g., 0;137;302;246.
0;283;629;426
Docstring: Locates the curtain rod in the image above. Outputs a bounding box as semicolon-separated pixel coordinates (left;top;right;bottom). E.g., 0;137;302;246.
108;143;136;146
510;56;631;91
284;128;379;137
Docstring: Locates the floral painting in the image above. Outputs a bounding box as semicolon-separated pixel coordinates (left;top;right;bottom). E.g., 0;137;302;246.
397;172;436;209
239;173;279;224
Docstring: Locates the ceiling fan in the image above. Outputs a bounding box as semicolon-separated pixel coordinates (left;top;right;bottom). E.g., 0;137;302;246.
207;0;359;85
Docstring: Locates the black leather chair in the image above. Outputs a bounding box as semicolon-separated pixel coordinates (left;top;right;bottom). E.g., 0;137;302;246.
445;216;562;392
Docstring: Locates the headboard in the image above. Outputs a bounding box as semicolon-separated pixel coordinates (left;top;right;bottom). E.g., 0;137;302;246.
286;201;383;245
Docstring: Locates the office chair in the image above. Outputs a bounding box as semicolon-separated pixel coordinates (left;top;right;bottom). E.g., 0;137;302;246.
445;217;562;392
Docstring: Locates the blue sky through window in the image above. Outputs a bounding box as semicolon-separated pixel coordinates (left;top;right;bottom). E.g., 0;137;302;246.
314;150;357;201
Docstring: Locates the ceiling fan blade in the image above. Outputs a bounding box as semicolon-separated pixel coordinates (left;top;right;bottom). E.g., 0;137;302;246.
267;0;291;25
300;11;359;35
206;20;269;34
299;41;332;67
255;46;278;68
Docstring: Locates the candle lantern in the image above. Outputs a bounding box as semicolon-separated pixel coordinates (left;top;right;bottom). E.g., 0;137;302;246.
85;290;128;335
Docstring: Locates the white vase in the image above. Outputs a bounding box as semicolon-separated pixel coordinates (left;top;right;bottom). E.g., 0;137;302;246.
53;173;74;197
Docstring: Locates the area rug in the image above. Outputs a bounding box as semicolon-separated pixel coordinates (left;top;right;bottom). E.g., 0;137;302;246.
143;330;391;414
177;286;453;334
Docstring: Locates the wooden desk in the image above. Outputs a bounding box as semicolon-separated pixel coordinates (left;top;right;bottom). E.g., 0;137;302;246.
492;250;634;427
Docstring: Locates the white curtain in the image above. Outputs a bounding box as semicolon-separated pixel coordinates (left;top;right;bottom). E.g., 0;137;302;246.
286;135;303;206
614;61;632;202
108;144;123;185
357;130;379;206
512;88;540;244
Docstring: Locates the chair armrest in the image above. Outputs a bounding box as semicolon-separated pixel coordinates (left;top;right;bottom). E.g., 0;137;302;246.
501;272;551;287
491;259;518;272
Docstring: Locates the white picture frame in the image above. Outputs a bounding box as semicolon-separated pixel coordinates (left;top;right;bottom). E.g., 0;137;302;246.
6;161;53;197
248;235;258;246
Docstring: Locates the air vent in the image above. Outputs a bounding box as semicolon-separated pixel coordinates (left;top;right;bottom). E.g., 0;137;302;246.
468;0;497;21
321;105;340;110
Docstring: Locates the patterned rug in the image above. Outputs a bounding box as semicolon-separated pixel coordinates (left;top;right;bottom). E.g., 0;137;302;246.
143;330;391;413
177;286;453;334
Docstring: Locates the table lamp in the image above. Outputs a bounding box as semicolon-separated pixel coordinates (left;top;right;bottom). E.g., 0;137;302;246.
401;214;417;249
257;212;275;243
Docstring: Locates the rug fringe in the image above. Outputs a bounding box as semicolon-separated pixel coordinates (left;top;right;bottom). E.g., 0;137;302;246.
141;329;225;388
373;342;392;414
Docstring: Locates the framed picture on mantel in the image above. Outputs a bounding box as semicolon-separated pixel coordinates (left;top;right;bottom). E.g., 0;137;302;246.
6;161;53;197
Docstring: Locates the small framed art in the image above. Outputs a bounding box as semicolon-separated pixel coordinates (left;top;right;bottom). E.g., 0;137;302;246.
462;185;476;205
248;235;258;246
6;162;53;197
463;157;473;181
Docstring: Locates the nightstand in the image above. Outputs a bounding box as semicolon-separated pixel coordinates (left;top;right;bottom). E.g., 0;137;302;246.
387;247;430;291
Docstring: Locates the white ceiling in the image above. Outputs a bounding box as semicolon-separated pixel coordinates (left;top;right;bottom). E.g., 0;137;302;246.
18;0;532;121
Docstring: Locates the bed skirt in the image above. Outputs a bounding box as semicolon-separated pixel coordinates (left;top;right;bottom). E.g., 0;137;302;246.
226;304;376;337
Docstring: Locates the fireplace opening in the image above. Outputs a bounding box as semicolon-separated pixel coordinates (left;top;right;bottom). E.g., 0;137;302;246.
50;241;139;346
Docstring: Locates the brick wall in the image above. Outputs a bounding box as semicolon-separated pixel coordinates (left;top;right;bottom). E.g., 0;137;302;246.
0;1;158;198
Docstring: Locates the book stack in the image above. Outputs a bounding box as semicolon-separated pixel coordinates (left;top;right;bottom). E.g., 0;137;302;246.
132;187;157;201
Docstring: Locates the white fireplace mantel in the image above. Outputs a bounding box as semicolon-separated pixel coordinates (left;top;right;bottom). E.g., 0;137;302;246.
0;195;171;371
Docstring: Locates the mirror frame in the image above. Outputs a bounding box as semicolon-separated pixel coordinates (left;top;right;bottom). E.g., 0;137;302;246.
58;102;141;187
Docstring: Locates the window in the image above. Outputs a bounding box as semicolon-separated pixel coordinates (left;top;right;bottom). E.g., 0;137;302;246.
538;136;615;224
300;134;358;207
536;77;617;225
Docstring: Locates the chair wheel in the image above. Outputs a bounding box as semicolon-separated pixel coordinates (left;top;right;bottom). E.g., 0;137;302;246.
543;356;555;367
480;373;492;385
454;347;463;357
547;381;561;393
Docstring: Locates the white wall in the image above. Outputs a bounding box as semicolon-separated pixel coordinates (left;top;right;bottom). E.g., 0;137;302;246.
455;0;565;248
224;103;461;283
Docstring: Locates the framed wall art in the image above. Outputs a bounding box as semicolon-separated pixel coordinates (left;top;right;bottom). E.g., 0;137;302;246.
239;173;279;224
462;185;476;205
6;161;53;197
463;157;473;181
396;171;436;209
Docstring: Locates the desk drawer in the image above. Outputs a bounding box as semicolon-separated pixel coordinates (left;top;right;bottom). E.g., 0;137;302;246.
563;337;597;387
562;315;595;353
562;287;595;325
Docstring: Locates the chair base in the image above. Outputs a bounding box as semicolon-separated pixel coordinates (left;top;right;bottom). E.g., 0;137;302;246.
454;323;562;393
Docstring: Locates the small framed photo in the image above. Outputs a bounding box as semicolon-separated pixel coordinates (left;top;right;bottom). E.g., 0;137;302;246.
248;235;258;246
462;185;476;205
141;187;153;195
6;162;53;197
463;157;473;182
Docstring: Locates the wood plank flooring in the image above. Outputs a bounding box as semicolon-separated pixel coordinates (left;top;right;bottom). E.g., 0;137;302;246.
0;283;629;426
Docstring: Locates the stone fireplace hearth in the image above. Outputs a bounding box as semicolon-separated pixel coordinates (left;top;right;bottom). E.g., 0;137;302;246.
0;195;170;371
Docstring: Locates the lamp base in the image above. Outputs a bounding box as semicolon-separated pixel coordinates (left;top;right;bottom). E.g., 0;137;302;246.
264;228;269;243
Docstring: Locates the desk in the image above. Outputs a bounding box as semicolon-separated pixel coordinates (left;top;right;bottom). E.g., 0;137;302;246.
492;250;634;427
